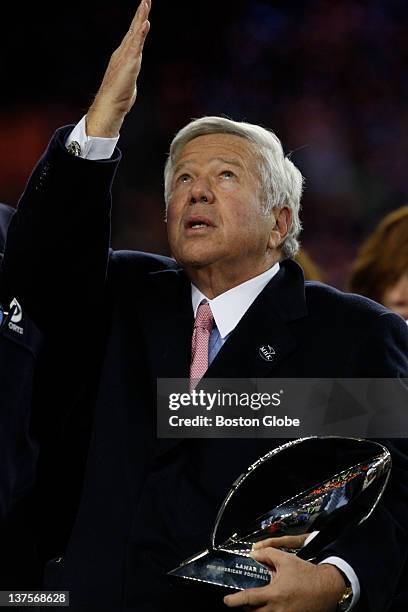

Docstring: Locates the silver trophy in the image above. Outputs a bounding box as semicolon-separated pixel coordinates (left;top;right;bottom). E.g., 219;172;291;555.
168;436;391;590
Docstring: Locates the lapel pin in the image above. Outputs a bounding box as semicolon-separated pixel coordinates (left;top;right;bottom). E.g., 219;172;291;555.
259;345;276;362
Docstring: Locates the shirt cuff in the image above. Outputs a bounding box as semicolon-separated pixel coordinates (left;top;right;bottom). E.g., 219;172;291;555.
319;556;360;610
65;115;119;160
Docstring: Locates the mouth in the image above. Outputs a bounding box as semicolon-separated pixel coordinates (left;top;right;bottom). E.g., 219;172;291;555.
184;216;216;231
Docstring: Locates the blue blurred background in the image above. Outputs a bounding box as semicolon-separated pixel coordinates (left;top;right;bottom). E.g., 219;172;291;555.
1;0;408;287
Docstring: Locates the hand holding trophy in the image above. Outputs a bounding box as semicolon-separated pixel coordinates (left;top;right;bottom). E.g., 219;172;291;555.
168;437;390;595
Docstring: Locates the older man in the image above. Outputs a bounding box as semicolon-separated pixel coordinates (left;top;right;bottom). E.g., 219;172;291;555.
2;1;408;610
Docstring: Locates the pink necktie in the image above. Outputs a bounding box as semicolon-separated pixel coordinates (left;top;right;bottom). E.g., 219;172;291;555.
189;300;214;391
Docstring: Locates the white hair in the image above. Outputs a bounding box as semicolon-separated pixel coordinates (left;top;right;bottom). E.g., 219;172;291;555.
164;116;304;258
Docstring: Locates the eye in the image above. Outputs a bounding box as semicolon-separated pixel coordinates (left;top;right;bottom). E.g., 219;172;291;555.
177;173;192;183
220;170;235;179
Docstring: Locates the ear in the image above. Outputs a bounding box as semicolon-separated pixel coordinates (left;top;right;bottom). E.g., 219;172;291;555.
267;206;292;250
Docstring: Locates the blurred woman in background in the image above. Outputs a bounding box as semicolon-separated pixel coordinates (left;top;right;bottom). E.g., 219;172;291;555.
349;206;408;321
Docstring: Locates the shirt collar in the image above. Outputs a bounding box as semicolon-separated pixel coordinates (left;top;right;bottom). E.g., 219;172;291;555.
191;262;280;339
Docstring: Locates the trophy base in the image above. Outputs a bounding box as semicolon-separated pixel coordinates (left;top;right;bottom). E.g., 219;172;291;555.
168;547;271;590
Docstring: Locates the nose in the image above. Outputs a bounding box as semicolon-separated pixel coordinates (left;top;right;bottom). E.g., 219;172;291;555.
189;177;214;205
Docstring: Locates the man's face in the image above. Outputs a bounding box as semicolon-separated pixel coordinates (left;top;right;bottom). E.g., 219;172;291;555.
166;133;282;281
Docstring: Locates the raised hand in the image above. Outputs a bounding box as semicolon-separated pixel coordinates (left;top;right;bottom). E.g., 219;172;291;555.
86;0;152;137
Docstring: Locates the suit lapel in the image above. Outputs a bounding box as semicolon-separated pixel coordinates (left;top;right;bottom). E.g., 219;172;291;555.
204;260;308;379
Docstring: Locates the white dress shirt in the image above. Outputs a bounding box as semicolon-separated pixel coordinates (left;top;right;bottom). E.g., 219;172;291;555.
65;118;360;609
191;263;280;338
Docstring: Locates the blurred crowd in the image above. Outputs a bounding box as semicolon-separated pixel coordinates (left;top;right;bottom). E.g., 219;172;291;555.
1;0;408;288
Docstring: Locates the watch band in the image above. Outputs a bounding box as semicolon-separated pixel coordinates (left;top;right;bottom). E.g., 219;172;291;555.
337;585;353;611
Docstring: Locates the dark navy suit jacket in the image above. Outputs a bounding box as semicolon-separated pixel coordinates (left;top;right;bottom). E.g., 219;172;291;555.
2;127;408;611
0;203;43;588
